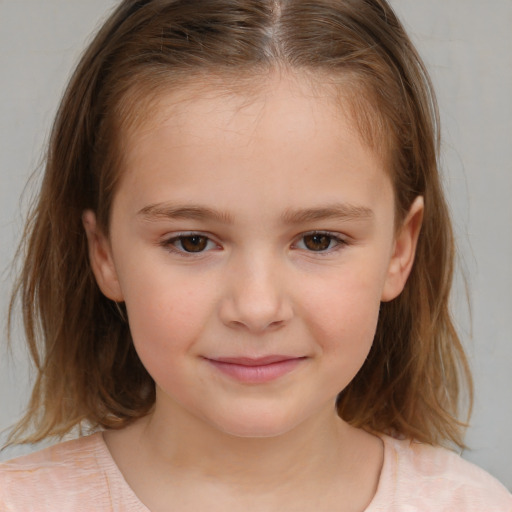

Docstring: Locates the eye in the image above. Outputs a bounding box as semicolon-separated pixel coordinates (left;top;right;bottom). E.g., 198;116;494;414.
163;233;218;254
295;232;346;253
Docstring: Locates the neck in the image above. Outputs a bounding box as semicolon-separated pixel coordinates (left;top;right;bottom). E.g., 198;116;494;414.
104;396;384;511
126;391;383;498
145;403;347;489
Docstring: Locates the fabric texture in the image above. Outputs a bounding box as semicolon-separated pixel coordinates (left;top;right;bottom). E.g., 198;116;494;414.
0;432;511;511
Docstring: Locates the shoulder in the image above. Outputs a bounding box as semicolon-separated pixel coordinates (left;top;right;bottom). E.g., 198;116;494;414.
370;435;512;511
0;433;119;511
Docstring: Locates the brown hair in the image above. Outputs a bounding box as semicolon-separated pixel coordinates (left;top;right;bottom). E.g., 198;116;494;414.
7;0;472;448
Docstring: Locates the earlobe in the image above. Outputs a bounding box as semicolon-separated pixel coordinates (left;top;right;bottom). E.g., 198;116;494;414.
381;196;424;302
82;210;124;302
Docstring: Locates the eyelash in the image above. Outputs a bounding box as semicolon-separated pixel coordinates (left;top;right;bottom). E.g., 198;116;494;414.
160;232;219;256
160;231;348;256
293;231;348;255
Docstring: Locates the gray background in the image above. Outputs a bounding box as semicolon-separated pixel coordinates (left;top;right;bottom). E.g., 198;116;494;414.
1;0;511;491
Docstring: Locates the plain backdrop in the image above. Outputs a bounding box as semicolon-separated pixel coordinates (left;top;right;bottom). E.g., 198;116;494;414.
1;0;511;490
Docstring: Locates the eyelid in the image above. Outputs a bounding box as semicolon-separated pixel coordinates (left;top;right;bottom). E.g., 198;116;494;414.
160;231;221;256
292;230;349;254
158;230;349;257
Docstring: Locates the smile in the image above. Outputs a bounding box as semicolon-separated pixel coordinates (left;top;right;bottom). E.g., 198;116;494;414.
205;356;306;384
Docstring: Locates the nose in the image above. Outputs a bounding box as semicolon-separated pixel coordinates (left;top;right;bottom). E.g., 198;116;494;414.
218;254;293;333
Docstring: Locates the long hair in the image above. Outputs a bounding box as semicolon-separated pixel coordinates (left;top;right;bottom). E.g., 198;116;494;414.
8;0;472;448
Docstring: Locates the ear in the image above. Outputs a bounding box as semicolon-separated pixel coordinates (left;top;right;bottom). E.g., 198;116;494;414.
82;210;124;302
381;196;424;302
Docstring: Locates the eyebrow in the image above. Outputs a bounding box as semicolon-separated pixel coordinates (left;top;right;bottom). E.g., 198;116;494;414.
137;202;374;224
138;204;235;224
281;204;374;224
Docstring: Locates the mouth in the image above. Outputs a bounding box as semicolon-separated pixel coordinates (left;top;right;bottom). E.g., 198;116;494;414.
204;355;307;383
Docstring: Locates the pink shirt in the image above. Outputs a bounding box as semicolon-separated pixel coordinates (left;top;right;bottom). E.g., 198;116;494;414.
1;432;511;511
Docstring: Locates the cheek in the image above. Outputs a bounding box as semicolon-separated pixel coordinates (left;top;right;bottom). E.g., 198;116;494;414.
120;271;216;370
308;288;381;395
298;263;385;365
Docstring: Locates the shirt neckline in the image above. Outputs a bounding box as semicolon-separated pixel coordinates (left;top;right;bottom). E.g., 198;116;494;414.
93;431;152;511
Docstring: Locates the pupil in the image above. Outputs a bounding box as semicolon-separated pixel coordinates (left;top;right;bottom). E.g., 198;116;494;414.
181;236;207;252
305;234;330;251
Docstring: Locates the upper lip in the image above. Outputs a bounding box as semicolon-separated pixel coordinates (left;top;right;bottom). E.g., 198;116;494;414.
207;355;304;366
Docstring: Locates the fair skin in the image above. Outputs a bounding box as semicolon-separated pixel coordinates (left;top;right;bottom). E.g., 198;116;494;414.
83;72;423;512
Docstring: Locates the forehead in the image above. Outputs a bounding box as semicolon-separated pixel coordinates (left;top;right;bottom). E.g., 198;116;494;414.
117;69;390;165
111;71;394;226
127;73;346;149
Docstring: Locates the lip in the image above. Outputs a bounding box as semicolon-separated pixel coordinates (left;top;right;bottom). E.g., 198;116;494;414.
205;355;306;383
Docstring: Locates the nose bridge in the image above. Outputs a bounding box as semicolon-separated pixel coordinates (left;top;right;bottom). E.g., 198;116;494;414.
219;246;292;332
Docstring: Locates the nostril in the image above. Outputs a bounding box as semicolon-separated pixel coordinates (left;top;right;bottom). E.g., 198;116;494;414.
217;274;293;332
228;318;285;331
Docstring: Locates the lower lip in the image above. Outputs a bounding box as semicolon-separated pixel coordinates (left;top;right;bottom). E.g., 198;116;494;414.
207;358;304;383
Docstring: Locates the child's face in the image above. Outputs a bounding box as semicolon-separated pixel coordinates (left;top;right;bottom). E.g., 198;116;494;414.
85;73;422;438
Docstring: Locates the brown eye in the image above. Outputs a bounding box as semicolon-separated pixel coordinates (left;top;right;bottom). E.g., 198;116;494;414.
302;234;333;251
179;235;209;252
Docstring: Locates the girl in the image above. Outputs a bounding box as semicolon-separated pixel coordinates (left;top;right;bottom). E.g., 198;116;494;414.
1;0;511;510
